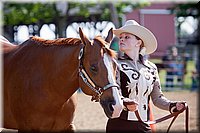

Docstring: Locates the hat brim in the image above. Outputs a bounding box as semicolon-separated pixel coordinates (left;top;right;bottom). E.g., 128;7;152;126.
113;25;157;54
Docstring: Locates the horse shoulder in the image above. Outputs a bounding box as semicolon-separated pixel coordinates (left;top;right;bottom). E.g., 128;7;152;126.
52;92;77;131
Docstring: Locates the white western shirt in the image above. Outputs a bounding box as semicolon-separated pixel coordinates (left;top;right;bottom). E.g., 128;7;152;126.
117;55;171;121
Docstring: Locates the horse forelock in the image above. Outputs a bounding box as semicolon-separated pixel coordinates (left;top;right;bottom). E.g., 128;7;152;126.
30;36;82;46
94;36;117;58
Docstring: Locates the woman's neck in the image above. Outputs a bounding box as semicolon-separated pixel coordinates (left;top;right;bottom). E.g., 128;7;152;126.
125;51;139;62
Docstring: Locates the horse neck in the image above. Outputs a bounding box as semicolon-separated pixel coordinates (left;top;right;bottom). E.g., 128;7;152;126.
46;44;83;101
10;40;83;102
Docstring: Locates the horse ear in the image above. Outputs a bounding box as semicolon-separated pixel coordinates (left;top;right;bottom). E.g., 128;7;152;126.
105;28;113;43
79;27;91;45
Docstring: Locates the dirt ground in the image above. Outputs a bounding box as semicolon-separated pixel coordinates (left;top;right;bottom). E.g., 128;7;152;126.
1;91;198;133
74;91;199;133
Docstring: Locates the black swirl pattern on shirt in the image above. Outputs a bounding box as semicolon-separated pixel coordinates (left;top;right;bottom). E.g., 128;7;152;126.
121;64;140;80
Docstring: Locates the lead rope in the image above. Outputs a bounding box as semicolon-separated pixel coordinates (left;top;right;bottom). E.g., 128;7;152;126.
166;105;189;133
135;104;189;133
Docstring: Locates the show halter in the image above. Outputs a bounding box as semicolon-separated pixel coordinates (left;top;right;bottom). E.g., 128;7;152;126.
78;47;119;101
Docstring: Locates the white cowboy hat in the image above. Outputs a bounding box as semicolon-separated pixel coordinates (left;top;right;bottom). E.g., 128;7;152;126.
113;20;157;54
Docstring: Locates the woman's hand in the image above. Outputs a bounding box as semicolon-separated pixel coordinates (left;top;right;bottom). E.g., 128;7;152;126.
170;101;186;113
123;98;138;112
126;103;138;112
176;102;186;111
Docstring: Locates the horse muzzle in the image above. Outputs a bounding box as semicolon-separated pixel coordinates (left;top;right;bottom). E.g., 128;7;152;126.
100;98;123;118
100;87;123;118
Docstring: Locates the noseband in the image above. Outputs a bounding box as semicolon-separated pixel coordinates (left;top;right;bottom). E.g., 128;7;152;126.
78;47;119;101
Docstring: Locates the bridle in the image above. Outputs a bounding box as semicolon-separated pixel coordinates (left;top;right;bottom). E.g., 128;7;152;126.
78;47;119;101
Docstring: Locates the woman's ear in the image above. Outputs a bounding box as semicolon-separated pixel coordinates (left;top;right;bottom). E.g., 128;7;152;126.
136;40;142;47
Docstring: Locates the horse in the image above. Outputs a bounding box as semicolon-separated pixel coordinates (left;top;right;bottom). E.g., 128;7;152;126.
3;28;123;132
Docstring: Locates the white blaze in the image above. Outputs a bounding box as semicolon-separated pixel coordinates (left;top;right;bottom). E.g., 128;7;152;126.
103;53;123;118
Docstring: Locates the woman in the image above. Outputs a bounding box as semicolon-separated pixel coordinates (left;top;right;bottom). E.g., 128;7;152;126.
106;20;186;133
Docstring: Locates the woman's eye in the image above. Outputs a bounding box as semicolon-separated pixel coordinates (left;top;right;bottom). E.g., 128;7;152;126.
125;36;129;39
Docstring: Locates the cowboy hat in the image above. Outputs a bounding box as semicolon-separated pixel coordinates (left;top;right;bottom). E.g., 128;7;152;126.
113;20;157;54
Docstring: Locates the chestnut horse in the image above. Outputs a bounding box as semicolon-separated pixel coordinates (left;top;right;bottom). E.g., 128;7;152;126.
3;28;123;132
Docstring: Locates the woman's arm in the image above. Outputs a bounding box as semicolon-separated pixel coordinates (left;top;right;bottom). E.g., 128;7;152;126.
150;62;186;113
150;81;171;111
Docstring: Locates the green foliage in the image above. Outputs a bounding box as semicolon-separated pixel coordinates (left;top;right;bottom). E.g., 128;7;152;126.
3;1;150;27
115;1;150;14
68;2;109;20
3;2;58;26
101;7;111;21
169;2;200;17
67;1;150;21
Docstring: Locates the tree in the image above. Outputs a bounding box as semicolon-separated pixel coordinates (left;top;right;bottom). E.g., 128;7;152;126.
3;2;59;41
169;2;200;44
2;1;149;42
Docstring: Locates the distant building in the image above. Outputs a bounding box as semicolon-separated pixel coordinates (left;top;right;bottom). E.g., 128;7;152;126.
125;3;176;58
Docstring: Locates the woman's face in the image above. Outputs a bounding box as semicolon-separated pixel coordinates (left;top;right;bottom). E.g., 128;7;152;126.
119;32;141;53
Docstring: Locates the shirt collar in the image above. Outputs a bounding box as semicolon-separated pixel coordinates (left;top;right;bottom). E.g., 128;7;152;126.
118;53;133;61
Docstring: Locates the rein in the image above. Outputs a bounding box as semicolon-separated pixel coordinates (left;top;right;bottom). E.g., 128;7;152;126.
136;103;189;133
78;47;119;101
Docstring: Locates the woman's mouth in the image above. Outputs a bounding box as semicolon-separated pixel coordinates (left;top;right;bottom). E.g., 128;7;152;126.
120;43;126;46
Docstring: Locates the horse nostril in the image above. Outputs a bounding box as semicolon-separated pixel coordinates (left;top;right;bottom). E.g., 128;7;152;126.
109;102;114;112
100;99;117;118
108;100;115;112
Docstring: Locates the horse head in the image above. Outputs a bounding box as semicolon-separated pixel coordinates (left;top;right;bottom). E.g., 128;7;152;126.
78;28;123;118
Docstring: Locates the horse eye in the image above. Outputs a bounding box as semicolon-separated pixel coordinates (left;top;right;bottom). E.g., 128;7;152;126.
90;65;98;73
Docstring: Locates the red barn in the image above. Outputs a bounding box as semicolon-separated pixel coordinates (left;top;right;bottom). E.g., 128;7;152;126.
125;3;176;58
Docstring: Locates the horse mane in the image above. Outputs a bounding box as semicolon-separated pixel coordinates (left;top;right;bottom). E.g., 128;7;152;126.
94;36;117;58
30;36;116;58
30;36;82;46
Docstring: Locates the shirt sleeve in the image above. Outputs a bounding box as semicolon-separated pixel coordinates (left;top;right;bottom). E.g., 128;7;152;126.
149;62;171;111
